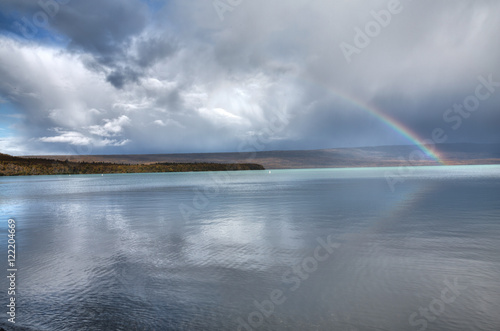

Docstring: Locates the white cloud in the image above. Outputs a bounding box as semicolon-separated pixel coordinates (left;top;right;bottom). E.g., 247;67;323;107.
198;107;249;127
95;138;130;147
154;119;166;126
0;137;26;155
39;131;92;146
153;118;185;129
38;130;130;148
88;115;131;137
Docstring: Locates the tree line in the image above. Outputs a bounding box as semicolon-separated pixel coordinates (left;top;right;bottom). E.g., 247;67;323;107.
0;153;264;176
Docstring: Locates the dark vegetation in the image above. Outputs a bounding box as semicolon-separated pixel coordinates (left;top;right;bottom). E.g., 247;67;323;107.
0;153;264;176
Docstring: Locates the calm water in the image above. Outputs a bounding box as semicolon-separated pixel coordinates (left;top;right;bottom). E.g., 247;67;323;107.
1;165;500;331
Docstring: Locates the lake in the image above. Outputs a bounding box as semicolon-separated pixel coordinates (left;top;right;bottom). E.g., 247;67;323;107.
1;165;500;330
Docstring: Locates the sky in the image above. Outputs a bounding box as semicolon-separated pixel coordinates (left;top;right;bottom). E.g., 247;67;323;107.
0;0;499;156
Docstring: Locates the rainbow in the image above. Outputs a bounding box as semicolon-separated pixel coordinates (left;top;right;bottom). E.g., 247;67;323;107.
318;87;445;165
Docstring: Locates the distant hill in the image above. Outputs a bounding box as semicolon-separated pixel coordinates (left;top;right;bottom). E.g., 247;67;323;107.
21;143;500;169
0;153;264;176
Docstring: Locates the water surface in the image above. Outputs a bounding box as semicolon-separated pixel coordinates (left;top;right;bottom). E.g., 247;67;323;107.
1;165;499;330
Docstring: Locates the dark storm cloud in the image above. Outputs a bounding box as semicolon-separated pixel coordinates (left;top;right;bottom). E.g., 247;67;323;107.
55;1;147;55
135;35;177;68
46;0;179;88
1;0;146;52
0;0;179;89
106;68;141;89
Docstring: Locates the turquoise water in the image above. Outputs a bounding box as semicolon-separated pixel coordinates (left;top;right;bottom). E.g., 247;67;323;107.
1;165;500;330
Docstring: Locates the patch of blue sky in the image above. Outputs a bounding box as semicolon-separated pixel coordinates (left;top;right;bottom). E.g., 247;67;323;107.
0;101;23;138
0;8;69;47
